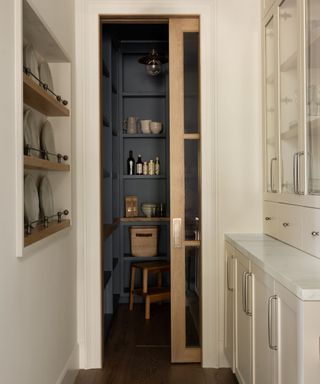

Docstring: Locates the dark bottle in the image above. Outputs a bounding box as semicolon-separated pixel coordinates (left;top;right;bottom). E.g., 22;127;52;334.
136;155;143;175
127;150;135;175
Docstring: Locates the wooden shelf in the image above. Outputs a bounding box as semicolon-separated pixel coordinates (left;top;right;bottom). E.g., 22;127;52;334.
122;134;166;139
24;219;70;247
24;156;70;171
103;218;120;240
122;175;166;180
120;217;169;223
23;73;70;117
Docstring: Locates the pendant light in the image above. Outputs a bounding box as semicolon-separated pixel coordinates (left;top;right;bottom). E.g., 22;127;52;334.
138;49;168;76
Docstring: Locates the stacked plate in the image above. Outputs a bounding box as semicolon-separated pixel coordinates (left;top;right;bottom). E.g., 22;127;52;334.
23;43;54;92
24;175;55;226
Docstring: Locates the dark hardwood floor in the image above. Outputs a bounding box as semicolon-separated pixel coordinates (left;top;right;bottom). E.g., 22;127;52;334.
75;304;238;384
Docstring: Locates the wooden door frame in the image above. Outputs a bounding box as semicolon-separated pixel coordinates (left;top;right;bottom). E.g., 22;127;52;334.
75;0;218;369
169;17;201;363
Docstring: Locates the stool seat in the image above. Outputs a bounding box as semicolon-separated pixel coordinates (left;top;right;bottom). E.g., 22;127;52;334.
129;260;170;319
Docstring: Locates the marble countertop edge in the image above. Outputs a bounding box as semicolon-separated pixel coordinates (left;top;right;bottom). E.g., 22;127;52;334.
225;233;320;301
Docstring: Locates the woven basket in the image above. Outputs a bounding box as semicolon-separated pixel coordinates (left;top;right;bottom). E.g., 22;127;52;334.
130;226;158;257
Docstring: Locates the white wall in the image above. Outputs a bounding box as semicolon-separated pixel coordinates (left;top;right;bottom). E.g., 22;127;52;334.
216;0;262;365
0;1;77;383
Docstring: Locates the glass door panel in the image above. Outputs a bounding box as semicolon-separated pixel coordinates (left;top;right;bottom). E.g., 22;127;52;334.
169;18;201;363
184;33;199;134
279;0;300;193
265;16;278;192
306;0;320;194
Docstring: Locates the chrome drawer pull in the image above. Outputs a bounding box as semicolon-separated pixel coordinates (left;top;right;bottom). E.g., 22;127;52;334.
311;231;320;237
282;222;289;228
265;217;271;221
268;295;278;351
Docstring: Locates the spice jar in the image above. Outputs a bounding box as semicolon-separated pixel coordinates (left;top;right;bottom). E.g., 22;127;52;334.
148;160;155;175
143;161;148;175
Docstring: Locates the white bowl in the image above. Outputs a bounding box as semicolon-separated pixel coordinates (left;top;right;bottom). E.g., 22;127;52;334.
150;121;162;134
141;203;157;217
140;120;151;134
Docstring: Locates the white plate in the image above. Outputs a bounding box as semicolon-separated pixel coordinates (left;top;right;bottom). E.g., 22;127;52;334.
24;174;39;226
24;109;41;157
39;62;54;92
39;176;55;218
41;121;56;162
23;44;39;83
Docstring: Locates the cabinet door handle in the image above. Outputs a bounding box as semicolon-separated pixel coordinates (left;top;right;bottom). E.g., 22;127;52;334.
227;256;233;292
268;295;278;351
311;231;319;237
245;272;252;316
293;152;299;194
282;222;289;228
270;157;277;193
172;218;182;248
242;272;247;313
265;217;271;221
297;151;304;195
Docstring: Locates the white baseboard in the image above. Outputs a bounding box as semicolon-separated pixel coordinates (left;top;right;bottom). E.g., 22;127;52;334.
218;340;231;368
56;343;79;384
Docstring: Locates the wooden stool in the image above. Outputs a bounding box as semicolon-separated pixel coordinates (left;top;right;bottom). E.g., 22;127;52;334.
129;261;170;319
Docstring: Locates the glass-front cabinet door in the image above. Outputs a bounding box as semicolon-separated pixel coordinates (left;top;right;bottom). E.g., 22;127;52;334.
264;14;278;193
169;17;201;363
306;0;320;195
279;0;303;194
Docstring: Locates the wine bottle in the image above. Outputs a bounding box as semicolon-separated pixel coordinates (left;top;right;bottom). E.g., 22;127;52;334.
136;155;143;175
127;150;135;175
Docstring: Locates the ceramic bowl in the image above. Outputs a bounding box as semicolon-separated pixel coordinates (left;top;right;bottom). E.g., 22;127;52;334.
140;120;151;134
141;203;157;217
150;121;162;134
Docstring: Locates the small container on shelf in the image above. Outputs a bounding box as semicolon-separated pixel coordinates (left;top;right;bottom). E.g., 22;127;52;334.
130;226;158;257
125;196;138;218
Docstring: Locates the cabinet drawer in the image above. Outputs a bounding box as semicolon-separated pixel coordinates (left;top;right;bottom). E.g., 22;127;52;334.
278;204;302;248
263;201;278;238
302;207;320;258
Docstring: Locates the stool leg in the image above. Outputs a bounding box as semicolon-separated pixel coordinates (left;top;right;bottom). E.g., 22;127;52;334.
143;268;148;294
145;295;150;320
129;266;136;311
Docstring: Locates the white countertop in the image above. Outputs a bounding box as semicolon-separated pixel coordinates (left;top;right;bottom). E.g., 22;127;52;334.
225;233;320;301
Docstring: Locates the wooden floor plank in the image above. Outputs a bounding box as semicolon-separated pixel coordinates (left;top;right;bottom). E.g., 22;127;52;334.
75;304;238;384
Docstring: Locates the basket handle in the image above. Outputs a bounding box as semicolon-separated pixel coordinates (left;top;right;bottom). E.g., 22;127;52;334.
136;233;153;237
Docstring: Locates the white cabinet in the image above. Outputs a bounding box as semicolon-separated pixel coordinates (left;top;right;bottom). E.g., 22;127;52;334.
301;207;320;258
263;0;320;208
275;282;299;384
277;203;302;248
263;201;278;237
224;244;235;370
252;264;278;384
225;240;320;384
235;250;252;384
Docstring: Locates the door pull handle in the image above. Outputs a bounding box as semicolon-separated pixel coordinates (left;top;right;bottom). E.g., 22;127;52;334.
172;218;182;248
